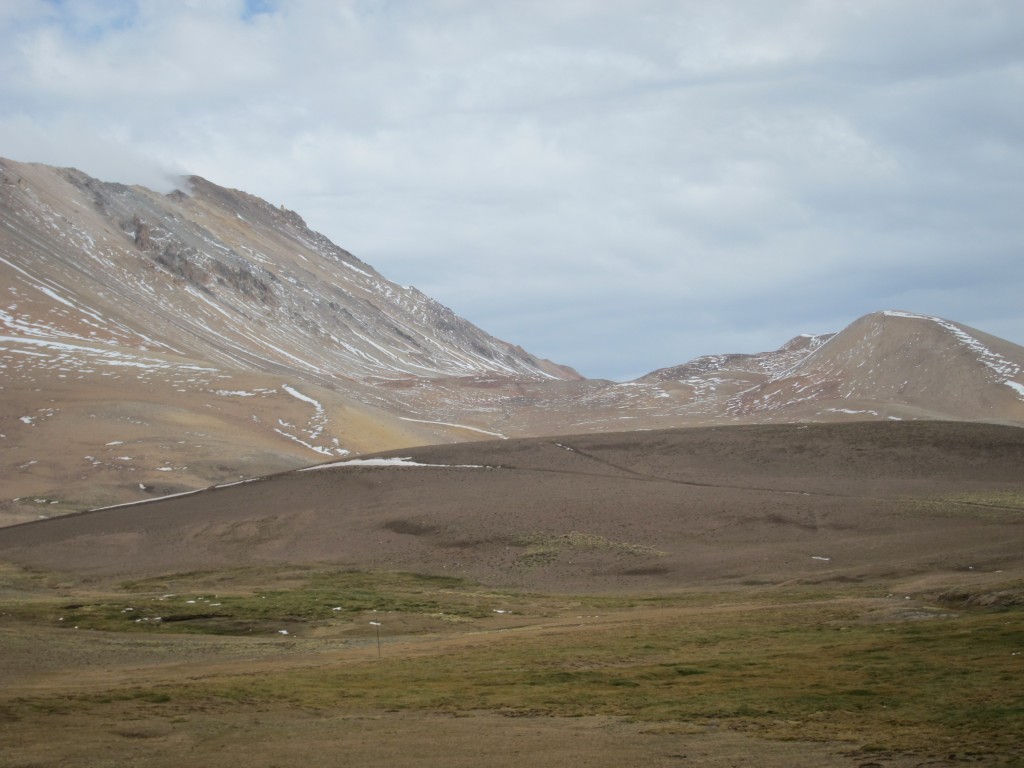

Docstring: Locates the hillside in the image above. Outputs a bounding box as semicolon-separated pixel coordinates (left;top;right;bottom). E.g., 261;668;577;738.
726;310;1024;423
379;311;1024;439
1;159;576;382
2;421;1022;593
2;420;1023;767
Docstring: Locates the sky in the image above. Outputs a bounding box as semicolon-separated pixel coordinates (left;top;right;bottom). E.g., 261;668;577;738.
1;0;1022;380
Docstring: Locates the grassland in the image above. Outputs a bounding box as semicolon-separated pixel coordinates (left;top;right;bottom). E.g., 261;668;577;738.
2;563;1022;767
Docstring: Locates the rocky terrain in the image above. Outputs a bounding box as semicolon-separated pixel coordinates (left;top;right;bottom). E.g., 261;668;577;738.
3;157;1024;524
0;157;577;521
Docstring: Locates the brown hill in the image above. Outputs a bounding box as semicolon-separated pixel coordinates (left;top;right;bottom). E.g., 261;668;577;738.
726;310;1024;424
2;421;1021;594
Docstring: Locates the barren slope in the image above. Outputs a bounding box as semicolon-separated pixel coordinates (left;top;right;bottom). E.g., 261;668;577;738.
0;158;576;382
2;421;1021;594
726;310;1024;424
381;312;1024;438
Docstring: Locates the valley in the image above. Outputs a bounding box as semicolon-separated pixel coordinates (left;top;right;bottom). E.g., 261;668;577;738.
2;159;1023;766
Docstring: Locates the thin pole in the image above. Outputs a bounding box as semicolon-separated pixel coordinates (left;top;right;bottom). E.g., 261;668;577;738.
369;621;381;660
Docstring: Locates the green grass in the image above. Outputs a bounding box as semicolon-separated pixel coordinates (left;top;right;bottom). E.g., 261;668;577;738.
34;596;1008;762
170;600;1020;758
1;567;529;634
511;531;668;568
0;563;766;636
3;563;1023;762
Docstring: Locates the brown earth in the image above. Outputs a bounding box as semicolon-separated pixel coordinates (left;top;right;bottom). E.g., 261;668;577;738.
1;421;1022;592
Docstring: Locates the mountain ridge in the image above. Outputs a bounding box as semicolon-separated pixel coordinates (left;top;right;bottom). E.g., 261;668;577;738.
2;158;580;383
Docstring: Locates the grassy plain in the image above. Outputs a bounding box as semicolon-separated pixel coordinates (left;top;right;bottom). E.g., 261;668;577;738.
2;562;1022;767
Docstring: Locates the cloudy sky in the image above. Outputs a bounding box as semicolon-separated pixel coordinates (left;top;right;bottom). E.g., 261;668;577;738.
2;0;1022;380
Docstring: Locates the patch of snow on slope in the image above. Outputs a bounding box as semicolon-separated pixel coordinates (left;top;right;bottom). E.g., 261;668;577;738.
272;428;339;456
276;384;347;456
282;384;322;410
298;457;486;470
0;335;217;372
399;417;507;439
824;407;880;416
90;488;205;511
883;310;1023;397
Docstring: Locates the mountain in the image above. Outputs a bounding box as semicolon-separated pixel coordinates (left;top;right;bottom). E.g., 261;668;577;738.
1;160;577;383
0;157;579;521
726;310;1024;423
382;311;1024;438
3;157;1023;525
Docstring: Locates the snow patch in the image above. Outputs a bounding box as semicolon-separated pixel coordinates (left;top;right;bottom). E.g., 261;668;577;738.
823;407;880;416
276;383;346;455
89;487;205;511
273;428;341;456
298;457;486;471
282;384;321;409
399;417;506;439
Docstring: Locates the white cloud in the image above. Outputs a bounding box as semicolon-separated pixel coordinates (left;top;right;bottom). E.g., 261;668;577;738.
1;0;1022;379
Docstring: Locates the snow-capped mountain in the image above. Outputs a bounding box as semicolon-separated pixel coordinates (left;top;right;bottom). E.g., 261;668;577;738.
3;157;1023;525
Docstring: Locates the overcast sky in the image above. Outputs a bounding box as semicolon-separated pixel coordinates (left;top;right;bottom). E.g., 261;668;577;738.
2;1;1022;380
